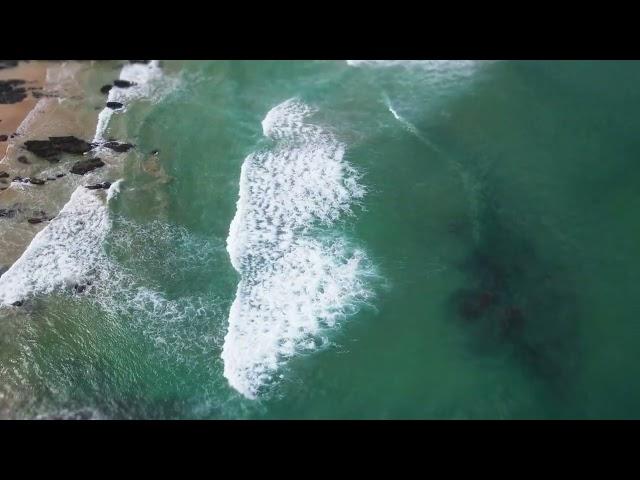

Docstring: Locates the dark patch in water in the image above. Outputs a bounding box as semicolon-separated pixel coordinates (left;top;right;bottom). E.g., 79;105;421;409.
449;207;581;397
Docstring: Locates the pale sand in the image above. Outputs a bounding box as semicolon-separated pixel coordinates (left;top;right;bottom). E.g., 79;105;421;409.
0;61;47;158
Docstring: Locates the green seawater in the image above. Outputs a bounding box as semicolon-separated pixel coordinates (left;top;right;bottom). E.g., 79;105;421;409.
2;60;640;419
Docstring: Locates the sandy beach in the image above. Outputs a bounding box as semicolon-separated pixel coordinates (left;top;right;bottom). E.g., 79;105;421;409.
0;61;107;270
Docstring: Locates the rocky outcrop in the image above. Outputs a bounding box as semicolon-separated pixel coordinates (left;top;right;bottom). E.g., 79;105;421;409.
106;102;123;110
70;158;105;175
85;182;111;190
23;136;93;159
0;79;27;104
102;141;134;153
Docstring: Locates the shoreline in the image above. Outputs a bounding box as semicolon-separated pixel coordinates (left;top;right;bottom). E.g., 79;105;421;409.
0;60;170;304
0;61;107;270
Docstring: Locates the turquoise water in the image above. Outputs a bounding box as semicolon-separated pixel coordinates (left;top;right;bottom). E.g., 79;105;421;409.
2;60;640;419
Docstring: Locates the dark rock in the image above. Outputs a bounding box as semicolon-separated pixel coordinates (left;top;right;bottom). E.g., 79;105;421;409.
150;149;159;155
0;60;19;70
0;135;7;142
12;176;22;182
23;136;92;158
0;171;8;178
56;173;66;178
11;300;23;307
28;178;45;185
0;79;27;104
17;155;29;164
103;141;134;153
113;79;136;88
74;284;86;294
100;84;113;94
85;182;111;190
48;136;93;154
46;177;56;181
27;217;44;224
70;158;105;175
106;102;124;110
129;60;151;64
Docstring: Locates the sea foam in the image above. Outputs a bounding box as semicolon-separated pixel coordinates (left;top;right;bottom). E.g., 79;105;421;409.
94;60;168;143
222;98;373;399
0;186;112;306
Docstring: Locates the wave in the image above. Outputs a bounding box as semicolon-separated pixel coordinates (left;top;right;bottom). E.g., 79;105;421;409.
222;98;374;399
93;60;174;144
0;186;113;306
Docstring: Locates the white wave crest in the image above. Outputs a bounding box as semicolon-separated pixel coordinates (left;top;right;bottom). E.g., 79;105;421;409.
222;98;373;399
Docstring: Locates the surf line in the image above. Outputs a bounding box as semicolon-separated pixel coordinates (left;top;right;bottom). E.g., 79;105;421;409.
0;61;162;307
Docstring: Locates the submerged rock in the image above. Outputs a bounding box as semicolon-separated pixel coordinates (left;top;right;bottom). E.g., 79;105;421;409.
27;217;44;224
0;171;8;178
11;300;23;307
17;155;30;164
129;60;150;64
102;141;134;153
100;84;113;94
0;134;7;142
70;158;105;175
0;208;16;218
28;178;45;185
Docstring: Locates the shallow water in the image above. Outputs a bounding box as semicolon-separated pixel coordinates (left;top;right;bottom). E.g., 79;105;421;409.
1;60;640;419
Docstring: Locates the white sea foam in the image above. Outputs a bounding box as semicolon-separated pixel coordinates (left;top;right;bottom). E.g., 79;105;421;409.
93;60;171;143
106;179;123;202
0;186;112;306
222;98;373;399
346;59;478;72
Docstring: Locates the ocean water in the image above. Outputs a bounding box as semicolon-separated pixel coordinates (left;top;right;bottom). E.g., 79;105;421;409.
2;60;640;419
